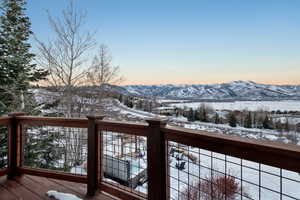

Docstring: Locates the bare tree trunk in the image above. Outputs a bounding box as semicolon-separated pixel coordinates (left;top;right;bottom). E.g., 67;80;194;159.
121;136;124;157
20;90;25;111
135;136;138;153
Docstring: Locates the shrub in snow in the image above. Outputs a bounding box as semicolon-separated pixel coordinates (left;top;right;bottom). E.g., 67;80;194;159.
179;174;248;200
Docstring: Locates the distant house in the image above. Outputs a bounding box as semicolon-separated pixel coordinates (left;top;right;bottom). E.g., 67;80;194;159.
271;115;300;125
153;106;177;115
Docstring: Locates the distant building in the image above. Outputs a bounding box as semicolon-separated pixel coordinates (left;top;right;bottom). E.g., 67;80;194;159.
153;106;177;115
271;115;300;125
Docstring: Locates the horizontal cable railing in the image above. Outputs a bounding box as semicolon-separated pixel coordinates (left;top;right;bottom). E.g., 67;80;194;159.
17;116;88;128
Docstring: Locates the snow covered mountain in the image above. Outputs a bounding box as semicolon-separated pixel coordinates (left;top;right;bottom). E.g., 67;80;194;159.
121;81;300;100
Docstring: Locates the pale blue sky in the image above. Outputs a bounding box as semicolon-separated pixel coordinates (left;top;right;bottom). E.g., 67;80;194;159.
27;0;300;85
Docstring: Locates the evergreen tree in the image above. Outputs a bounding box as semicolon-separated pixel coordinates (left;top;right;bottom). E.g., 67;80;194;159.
253;112;257;128
124;97;133;108
244;112;252;128
118;94;123;103
149;101;153;112
0;0;47;111
175;108;179;117
214;113;220;124
257;116;264;129
187;108;195;122
284;118;290;132
228;112;237;127
136;100;143;110
263;115;273;129
194;109;200;121
275;120;283;132
24;127;63;170
198;104;208;122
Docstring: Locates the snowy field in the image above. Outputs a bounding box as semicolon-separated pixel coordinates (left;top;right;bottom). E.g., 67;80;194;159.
170;100;300;111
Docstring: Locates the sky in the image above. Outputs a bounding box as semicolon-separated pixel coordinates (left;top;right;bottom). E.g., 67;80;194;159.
26;0;300;85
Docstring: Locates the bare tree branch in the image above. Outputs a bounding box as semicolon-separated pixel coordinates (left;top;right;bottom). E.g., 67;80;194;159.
86;44;124;87
35;0;96;117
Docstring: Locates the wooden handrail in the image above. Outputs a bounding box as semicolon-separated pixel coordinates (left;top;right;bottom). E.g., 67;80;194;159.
0;169;10;177
16;116;88;128
100;182;146;200
96;120;148;137
2;115;300;199
17;167;87;183
162;125;300;173
0;116;12;126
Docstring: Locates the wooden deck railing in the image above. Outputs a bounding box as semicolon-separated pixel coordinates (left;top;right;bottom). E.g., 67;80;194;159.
0;113;300;199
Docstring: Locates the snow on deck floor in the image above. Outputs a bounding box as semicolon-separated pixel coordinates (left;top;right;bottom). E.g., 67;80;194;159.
46;191;82;200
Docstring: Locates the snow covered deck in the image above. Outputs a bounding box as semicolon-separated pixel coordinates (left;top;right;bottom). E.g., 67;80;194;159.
0;175;114;200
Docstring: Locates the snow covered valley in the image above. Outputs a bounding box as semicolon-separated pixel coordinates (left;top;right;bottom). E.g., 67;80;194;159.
29;89;300;199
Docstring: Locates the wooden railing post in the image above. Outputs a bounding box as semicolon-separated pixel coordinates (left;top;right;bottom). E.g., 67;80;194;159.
146;119;168;200
86;115;104;196
7;112;25;179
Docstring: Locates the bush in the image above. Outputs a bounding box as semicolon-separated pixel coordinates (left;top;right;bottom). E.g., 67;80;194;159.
179;174;247;200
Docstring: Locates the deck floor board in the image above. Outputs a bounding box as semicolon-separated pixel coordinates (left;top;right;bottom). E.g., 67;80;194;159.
0;175;116;200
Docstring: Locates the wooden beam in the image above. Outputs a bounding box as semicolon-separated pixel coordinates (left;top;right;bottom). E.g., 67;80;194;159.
0;169;10;177
17;167;87;183
146;119;168;200
97;120;148;136
0;116;12;126
7;112;25;179
163;126;300;173
87;115;104;196
99;182;145;200
16;116;88;128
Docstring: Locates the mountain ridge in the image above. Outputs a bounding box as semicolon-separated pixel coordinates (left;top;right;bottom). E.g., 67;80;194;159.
118;81;300;100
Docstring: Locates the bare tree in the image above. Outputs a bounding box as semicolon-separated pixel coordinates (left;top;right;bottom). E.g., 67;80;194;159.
86;44;123;87
35;0;96;117
84;44;123;114
35;0;96;169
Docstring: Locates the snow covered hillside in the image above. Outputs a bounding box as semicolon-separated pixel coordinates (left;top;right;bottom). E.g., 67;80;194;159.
30;89;299;145
122;81;300;100
100;99;299;146
171;100;300;111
